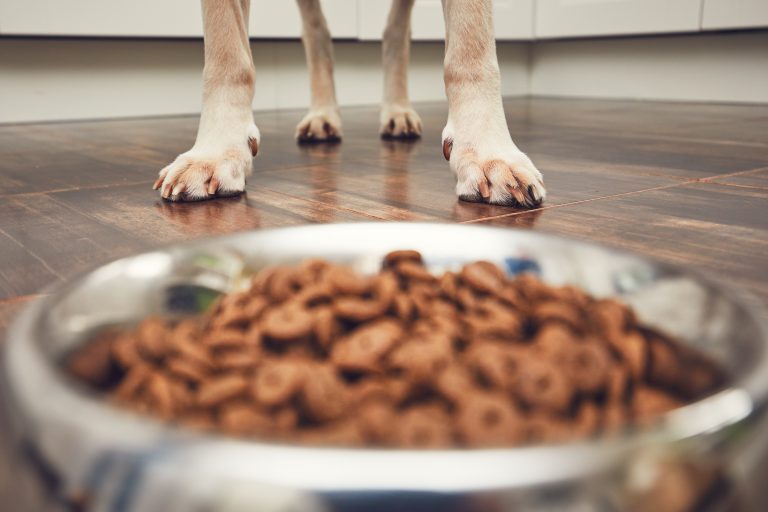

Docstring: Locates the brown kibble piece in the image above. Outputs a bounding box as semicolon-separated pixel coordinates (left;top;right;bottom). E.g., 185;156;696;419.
252;360;305;406
167;357;208;383
205;328;246;350
300;364;348;422
196;375;249;408
514;359;573;414
112;333;141;369
562;341;611;394
67;335;116;387
147;373;175;418
332;319;402;372
392;405;453;448
325;265;371;295
262;302;314;340
456;393;525;447
219;402;273;437
136;317;170;361
383;249;423;269
647;335;682;391
633;385;682;424
460;261;506;294
612;331;648;380
114;364;151;402
532;301;582;331
395;260;435;282
313;306;336;349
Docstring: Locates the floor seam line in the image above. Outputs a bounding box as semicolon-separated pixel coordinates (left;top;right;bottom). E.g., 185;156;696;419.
0;227;63;280
460;182;691;224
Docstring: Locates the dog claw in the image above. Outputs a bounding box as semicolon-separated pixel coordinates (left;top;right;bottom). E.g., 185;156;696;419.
443;138;453;161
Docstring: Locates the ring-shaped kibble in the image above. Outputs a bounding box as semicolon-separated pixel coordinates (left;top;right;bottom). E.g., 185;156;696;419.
532;301;583;330
382;249;423;269
392;406;453;448
395;260;435;282
514;359;573;414
262;302;314;340
564;341;611;393
456;393;525;447
167;357;209;383
326;265;371;295
252;360;306;406
460;261;505;294
300;364;348;422
331;319;402;372
196;374;249;408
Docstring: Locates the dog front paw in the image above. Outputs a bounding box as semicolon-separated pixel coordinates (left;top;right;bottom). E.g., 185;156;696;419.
296;108;342;143
153;124;259;202
442;125;545;208
380;104;422;139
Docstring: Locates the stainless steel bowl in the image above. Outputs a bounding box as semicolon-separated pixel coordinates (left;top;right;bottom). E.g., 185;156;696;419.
2;223;768;512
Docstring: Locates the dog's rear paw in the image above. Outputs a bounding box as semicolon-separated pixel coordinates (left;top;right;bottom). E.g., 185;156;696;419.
296;108;342;143
443;126;545;208
380;104;422;139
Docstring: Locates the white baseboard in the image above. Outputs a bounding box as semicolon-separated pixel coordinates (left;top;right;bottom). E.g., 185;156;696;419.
530;31;768;104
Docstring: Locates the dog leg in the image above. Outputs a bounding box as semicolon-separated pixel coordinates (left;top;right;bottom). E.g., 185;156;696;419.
295;0;342;142
380;0;422;139
153;0;258;201
441;0;545;207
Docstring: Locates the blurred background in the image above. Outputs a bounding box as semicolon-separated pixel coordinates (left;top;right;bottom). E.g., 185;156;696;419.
1;0;767;124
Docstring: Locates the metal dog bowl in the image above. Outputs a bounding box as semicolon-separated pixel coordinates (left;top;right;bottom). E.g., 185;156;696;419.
2;223;768;512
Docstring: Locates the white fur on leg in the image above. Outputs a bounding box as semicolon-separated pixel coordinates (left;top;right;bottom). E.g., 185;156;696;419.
296;0;342;142
441;0;546;207
154;0;258;202
380;0;421;139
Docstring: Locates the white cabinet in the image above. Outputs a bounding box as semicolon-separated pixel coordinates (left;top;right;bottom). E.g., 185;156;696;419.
358;0;534;41
250;0;358;39
0;0;358;39
702;0;768;30
535;0;703;38
0;0;203;37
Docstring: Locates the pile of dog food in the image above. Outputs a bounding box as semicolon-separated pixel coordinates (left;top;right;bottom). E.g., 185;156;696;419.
68;250;724;448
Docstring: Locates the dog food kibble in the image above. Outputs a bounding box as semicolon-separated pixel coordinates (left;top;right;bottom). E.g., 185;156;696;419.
67;252;726;448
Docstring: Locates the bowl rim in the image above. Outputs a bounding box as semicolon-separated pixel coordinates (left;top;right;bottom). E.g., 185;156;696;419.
4;221;768;492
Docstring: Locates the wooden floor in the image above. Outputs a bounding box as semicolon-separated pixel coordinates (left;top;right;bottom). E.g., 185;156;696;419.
0;97;767;508
1;97;767;325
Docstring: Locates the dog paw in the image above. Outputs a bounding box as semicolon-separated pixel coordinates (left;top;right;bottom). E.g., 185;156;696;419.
296;108;342;143
442;124;545;208
380;104;422;139
153;125;259;202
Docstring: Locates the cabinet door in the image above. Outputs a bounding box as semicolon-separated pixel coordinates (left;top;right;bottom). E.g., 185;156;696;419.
358;0;534;41
250;0;358;39
0;0;358;38
535;0;703;38
702;0;768;30
0;0;203;37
